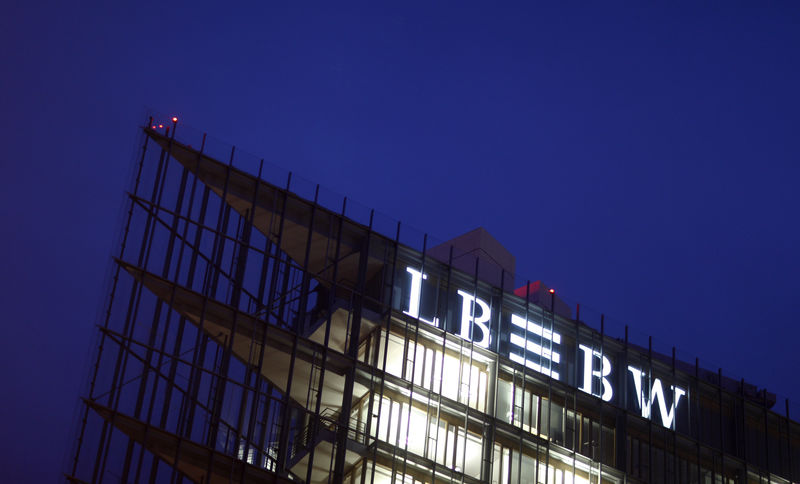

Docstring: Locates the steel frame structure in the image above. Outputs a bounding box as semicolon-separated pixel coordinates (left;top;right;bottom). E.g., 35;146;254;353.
65;117;800;484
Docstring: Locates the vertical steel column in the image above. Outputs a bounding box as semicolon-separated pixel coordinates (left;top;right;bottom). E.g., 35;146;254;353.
426;242;455;484
274;178;315;475
177;142;232;481
201;146;236;465
543;291;554;484
624;325;630;478
599;314;605;476
263;172;292;329
170;135;212;484
573;304;580;480
524;279;537;484
131;123;191;482
290;183;322;483
304;194;347;484
480;268;504;482
332;210;374;482
205;146;237;302
455;253;483;483
785;399;793;481
717;367;724;483
616;325;629;475
695;358;701;484
176;186;212;441
229;159;265;482
398;234;428;482
138;126;193;483
260;172;291;475
155;163;201;484
242;158;277;472
671;347;677;484
366;219;401;484
96;125;175;484
244;166;280;472
740;378;749;483
647;336;653;484
763;388;770;476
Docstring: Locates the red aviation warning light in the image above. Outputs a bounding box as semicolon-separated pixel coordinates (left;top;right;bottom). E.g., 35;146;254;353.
549;288;555;294
172;117;178;122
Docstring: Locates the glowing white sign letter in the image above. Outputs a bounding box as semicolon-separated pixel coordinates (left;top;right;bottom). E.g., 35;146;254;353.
509;314;561;380
628;366;686;429
456;289;491;348
578;344;613;402
403;267;439;327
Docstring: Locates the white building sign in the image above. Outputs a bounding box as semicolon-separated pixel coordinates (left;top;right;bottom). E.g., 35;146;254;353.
400;265;687;429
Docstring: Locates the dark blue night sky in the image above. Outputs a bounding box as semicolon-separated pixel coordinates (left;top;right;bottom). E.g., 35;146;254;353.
2;2;799;482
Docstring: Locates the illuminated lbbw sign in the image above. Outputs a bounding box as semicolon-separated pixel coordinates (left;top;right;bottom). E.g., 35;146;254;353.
400;266;687;430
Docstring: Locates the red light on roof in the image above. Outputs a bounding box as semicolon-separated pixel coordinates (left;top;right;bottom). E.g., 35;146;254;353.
549;289;555;294
158;124;163;128
172;117;178;122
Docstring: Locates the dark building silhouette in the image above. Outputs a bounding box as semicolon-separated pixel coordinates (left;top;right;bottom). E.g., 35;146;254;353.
65;118;800;484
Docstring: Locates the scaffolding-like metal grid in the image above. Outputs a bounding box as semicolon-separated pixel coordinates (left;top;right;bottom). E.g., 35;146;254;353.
65;117;800;484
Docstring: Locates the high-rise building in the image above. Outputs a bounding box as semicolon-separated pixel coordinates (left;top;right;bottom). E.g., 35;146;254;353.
66;118;800;484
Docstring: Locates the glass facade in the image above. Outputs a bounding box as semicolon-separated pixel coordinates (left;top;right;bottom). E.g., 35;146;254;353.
66;118;800;484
